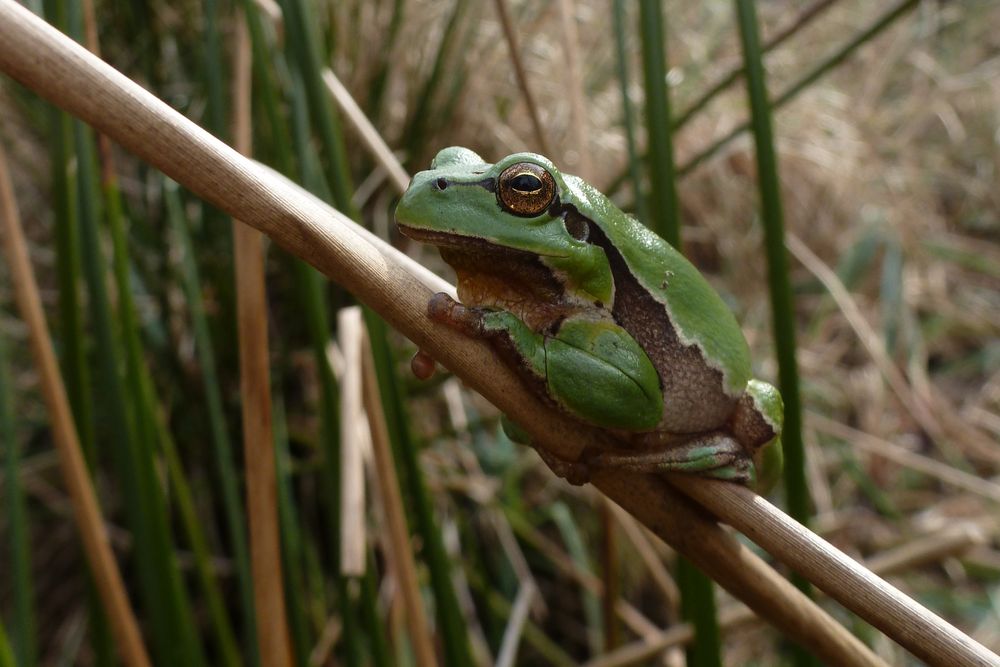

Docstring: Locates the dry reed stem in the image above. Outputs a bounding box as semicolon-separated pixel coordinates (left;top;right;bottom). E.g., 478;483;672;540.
787;232;998;462
492;0;552;156
606;499;679;609
231;15;293;667
337;307;367;576
0;142;152;667
495;581;537;667
671;475;999;666
360;331;438;667
808;411;1000;504
866;523;987;577
322;69;410;195
589;516;989;666
0;4;986;664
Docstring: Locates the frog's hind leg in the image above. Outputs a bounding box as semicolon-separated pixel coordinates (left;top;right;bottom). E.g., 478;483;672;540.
587;434;753;484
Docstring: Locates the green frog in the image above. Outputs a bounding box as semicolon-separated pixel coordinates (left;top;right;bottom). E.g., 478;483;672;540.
396;147;782;490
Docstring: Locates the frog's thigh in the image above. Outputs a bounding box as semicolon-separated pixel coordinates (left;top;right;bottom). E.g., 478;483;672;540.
544;318;662;431
589;434;753;484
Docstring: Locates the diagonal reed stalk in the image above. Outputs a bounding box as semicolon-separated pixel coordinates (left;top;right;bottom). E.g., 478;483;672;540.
493;0;551;156
0;138;152;667
2;6;997;665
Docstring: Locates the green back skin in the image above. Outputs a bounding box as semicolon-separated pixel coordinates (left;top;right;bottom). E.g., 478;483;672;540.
397;147;752;397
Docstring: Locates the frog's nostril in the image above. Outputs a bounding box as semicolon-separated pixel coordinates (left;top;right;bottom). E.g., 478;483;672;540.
435;178;448;191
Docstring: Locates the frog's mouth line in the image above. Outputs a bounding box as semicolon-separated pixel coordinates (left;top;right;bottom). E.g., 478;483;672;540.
396;223;569;259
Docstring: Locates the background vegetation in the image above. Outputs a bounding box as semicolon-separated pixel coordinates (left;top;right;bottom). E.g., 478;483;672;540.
1;0;998;665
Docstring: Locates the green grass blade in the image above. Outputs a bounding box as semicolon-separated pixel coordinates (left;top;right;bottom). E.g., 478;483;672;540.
272;399;314;667
363;309;476;666
680;0;919;178
165;179;259;663
0;621;15;667
612;0;647;224
402;0;469;170
549;502;602;653
366;0;405;123
278;0;358;217
47;91;93;457
73;114;205;666
639;4;720;663
673;0;839;133
200;0;227;139
286;65;369;667
732;14;815;666
733;0;808;528
360;561;392;667
0;328;36;667
638;0;680;247
157;425;242;667
676;557;721;667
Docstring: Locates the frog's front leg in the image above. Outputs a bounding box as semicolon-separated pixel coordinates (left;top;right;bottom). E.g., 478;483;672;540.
428;293;663;431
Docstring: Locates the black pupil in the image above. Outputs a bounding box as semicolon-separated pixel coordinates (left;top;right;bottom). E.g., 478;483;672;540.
510;173;542;193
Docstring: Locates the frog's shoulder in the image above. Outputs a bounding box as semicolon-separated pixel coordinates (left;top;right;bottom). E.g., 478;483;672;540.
561;174;752;396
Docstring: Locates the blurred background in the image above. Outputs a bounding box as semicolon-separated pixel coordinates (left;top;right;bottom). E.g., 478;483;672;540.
1;0;998;665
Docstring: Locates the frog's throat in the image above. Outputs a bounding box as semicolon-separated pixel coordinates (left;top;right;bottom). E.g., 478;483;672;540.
397;224;568;259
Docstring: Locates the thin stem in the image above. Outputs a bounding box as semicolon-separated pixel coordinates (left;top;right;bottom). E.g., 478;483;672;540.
493;0;551;156
0;135;152;667
231;15;293;667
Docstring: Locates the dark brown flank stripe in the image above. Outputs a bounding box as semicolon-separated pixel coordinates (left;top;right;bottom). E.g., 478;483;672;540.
567;206;737;433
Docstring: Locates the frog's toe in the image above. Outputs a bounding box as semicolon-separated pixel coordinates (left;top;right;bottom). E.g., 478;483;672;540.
533;445;591;486
699;457;753;485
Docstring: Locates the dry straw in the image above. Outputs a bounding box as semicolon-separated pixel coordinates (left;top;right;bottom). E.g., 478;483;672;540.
0;3;996;666
0;136;152;667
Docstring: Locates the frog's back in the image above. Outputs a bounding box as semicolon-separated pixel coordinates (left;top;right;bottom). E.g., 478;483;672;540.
564;175;752;400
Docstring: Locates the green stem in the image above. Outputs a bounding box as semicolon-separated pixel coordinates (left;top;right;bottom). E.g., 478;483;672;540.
637;0;680;247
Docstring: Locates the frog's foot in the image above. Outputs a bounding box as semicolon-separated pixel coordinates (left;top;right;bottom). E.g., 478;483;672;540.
532;444;592;486
410;349;438;380
428;293;488;337
588;434;754;485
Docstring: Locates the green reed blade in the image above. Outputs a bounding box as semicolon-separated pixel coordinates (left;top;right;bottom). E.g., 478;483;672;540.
732;14;815;667
364;309;476;666
402;0;469;170
73;112;204;665
165;178;259;663
638;0;680;247
272;397;314;667
639;4;720;663
612;0;647;224
0;329;36;667
278;0;358;218
0;621;15;667
681;0;919;178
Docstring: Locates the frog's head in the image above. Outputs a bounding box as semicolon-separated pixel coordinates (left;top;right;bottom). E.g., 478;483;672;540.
396;147;613;305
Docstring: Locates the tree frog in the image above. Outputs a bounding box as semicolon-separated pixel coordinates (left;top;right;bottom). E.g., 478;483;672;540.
396;147;783;490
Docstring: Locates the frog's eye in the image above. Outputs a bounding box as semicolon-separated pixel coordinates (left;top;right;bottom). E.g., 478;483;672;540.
498;162;556;217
